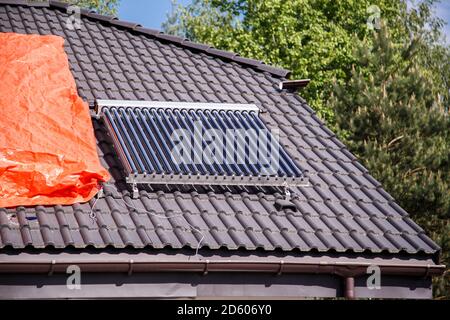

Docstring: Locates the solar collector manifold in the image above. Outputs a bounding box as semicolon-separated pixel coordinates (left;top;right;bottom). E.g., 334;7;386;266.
97;100;307;197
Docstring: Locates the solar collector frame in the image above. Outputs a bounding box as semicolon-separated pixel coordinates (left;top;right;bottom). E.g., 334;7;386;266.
96;100;307;196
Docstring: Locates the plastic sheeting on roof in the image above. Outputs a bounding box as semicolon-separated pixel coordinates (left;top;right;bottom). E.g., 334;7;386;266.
0;33;109;208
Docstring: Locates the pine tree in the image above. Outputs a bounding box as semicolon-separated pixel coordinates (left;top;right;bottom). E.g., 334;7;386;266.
329;25;450;298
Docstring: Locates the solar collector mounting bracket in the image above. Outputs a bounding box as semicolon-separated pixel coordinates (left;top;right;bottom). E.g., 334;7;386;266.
127;174;308;199
127;173;307;187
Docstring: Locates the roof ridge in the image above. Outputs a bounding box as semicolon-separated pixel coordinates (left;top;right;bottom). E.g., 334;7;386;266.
0;0;291;78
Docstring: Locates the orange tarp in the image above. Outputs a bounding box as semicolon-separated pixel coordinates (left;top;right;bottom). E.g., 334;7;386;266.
0;33;109;207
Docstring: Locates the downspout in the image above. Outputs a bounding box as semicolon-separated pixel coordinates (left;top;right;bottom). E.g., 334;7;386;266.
344;277;355;300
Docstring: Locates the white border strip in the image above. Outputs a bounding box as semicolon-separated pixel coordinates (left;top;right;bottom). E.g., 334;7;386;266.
95;99;260;115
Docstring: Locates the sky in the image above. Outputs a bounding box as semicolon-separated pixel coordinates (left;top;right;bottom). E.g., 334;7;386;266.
438;1;450;42
118;0;450;42
118;0;191;30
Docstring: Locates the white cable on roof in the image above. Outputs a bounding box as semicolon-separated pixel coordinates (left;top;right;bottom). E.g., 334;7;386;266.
89;190;205;257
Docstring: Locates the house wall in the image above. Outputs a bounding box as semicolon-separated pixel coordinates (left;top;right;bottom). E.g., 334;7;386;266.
0;273;432;299
354;275;432;299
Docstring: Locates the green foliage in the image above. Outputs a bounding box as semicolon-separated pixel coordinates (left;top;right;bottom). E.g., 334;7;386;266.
59;0;120;15
328;25;450;298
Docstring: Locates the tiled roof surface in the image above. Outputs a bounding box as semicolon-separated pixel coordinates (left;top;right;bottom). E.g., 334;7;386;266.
0;1;441;255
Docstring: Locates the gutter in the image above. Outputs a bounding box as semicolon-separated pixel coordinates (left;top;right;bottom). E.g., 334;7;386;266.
0;259;445;277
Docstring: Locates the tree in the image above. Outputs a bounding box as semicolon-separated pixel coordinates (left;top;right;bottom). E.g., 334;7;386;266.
59;0;120;15
328;24;450;298
163;0;446;125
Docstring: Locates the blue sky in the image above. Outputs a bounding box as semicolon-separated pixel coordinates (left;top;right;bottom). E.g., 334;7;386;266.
118;0;450;42
437;1;450;42
118;0;191;30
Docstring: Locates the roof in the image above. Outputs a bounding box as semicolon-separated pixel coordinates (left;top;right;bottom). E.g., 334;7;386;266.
0;1;441;257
